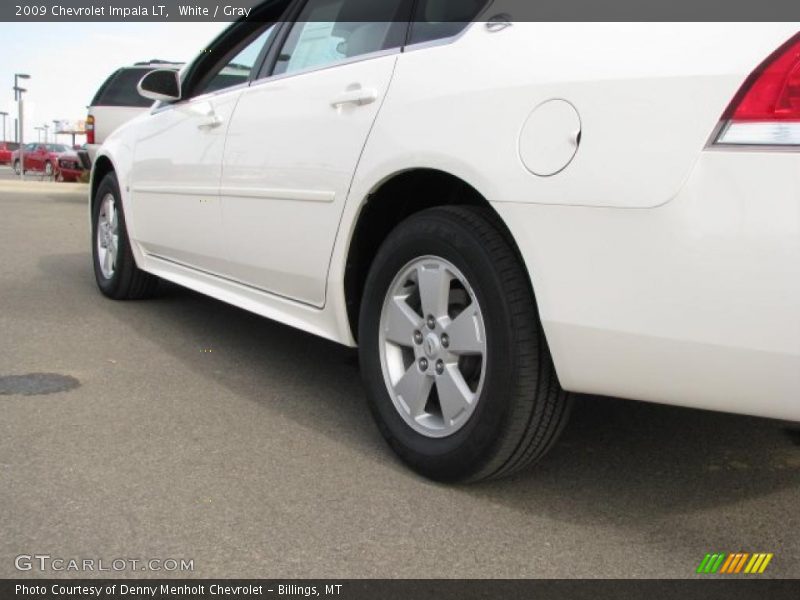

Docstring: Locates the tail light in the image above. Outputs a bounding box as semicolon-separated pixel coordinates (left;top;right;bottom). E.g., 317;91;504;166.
85;115;95;145
715;32;800;146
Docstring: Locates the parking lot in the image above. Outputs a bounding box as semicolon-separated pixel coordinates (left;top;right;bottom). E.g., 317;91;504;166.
1;167;798;579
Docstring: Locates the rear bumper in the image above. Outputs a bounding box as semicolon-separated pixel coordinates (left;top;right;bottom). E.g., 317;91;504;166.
494;150;800;421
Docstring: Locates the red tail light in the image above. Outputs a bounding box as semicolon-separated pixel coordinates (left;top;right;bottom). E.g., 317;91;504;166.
86;115;95;145
716;32;800;145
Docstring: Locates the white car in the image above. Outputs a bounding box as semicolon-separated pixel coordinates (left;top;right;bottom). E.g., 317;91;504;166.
85;60;183;163
90;0;800;482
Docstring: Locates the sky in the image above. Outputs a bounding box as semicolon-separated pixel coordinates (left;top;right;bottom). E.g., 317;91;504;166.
0;22;227;143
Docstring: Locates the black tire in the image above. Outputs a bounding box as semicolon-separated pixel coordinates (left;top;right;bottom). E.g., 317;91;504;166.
44;160;53;178
13;160;21;175
91;172;159;300
359;206;571;482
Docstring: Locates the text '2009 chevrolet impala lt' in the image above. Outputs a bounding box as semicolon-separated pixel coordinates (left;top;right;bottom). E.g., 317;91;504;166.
89;0;800;482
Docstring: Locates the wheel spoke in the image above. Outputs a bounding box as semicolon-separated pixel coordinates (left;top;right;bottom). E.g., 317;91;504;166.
445;304;484;355
417;263;451;320
384;296;422;347
436;365;475;427
394;365;433;418
108;240;117;267
103;246;113;274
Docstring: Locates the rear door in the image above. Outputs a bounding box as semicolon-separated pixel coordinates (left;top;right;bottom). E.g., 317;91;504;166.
220;0;411;307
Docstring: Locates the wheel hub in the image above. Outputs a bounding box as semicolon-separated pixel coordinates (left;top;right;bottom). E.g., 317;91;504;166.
423;333;440;359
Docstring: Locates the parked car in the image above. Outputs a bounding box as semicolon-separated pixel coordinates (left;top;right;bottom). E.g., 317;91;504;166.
86;60;183;163
89;0;800;482
0;141;20;165
12;143;73;177
57;151;90;182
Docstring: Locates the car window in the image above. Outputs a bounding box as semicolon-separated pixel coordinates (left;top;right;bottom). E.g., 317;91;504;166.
91;68;156;108
273;0;411;77
407;0;488;46
194;25;276;96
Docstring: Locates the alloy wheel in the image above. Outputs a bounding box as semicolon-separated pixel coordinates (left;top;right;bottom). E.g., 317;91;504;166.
378;256;487;438
96;193;119;279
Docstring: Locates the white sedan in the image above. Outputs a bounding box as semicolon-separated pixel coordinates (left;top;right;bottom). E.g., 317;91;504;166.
90;0;800;482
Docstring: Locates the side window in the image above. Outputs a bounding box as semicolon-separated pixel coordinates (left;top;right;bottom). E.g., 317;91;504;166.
193;25;276;97
273;0;411;77
408;0;488;46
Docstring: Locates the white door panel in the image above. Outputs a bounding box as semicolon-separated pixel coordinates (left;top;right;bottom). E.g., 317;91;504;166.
129;91;241;272
220;55;397;306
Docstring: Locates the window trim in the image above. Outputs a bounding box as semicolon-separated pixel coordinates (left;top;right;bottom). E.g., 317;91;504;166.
403;0;492;51
255;0;415;83
184;22;281;100
151;1;296;113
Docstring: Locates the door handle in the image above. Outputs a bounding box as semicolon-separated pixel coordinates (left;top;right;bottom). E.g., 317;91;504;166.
197;116;222;130
331;87;378;108
191;101;222;130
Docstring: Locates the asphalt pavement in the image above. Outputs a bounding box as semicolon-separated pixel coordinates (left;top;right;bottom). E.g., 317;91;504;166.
1;168;798;579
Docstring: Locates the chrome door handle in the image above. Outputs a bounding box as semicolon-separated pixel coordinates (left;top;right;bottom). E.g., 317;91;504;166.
331;87;378;108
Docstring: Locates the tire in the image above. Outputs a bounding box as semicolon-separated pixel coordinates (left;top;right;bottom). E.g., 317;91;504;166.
91;172;159;300
13;160;21;175
44;161;53;178
359;206;571;482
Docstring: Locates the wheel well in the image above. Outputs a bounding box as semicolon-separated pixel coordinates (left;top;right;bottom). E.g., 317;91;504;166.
344;169;526;341
91;156;115;208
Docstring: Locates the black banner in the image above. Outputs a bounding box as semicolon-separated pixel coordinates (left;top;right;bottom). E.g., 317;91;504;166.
4;0;800;22
4;580;800;600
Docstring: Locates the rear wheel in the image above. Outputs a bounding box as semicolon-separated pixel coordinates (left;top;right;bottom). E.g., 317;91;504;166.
359;206;571;482
13;160;21;175
92;172;159;300
44;160;53;178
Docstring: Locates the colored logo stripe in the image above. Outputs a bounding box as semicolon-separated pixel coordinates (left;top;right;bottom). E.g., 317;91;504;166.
697;553;773;574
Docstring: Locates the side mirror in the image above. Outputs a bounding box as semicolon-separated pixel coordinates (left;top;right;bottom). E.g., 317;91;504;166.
137;69;181;102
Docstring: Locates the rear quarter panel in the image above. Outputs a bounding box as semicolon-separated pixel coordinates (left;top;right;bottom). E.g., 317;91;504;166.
353;22;799;209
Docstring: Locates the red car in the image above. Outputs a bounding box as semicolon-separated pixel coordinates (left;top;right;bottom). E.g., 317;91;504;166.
56;152;89;183
11;143;73;177
0;141;19;165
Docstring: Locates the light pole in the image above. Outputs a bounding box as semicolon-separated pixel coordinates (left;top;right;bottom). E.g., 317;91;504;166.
0;111;7;142
35;126;44;142
52;120;60;144
43;124;49;143
14;73;30;181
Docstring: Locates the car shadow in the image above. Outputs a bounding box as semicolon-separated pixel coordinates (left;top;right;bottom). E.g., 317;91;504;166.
37;250;800;526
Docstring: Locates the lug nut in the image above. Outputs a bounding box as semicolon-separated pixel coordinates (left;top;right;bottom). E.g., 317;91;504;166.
418;358;429;371
441;333;449;348
426;315;436;329
413;330;423;345
435;360;445;375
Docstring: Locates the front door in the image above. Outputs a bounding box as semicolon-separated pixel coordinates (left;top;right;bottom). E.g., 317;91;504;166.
128;25;276;274
220;0;411;307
